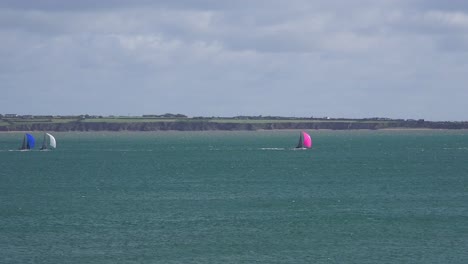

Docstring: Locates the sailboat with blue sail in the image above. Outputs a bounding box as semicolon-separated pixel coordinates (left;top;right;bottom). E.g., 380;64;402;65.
19;133;35;150
40;133;56;150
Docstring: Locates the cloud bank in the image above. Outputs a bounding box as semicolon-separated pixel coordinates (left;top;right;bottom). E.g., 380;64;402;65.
1;0;467;120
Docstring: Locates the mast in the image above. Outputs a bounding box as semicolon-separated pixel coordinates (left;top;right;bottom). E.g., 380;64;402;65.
26;135;30;149
20;134;27;150
296;132;303;148
41;133;47;150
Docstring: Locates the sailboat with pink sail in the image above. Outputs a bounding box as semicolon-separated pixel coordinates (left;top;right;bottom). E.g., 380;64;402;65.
296;131;312;149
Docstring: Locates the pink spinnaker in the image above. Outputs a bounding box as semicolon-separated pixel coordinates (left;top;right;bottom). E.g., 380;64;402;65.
302;131;312;148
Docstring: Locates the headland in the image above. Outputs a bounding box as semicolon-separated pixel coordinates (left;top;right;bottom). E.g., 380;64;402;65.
1;114;467;131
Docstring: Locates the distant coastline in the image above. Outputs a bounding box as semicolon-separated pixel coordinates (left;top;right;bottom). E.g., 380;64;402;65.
1;114;467;131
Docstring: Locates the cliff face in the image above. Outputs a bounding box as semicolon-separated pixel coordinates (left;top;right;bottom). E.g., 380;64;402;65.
1;120;468;131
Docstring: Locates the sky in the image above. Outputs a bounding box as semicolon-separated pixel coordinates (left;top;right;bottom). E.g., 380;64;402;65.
1;0;468;121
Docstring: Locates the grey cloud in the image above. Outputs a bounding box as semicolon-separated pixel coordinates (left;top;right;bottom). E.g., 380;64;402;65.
1;0;467;120
411;0;468;12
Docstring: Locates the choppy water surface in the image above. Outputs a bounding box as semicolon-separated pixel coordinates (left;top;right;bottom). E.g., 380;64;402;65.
1;130;467;263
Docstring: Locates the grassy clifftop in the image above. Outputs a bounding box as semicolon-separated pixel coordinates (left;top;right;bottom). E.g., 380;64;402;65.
1;116;467;131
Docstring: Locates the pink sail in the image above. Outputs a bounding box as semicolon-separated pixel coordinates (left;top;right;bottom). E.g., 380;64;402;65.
302;131;312;148
296;131;312;148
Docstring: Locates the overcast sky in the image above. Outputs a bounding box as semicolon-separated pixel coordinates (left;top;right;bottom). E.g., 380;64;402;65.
1;0;467;121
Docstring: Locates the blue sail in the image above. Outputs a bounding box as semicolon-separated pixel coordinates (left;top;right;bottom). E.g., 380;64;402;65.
26;133;35;149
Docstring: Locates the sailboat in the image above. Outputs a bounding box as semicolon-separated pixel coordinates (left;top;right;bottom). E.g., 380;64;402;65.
19;133;35;150
296;131;312;149
40;133;56;150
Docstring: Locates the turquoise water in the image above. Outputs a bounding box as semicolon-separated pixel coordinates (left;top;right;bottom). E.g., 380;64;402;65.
1;130;467;263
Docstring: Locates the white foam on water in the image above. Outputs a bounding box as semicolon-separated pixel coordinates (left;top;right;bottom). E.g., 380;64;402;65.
259;147;285;150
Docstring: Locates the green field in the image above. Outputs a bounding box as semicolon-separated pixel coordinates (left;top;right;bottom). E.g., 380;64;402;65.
2;118;78;124
81;118;182;123
80;118;331;124
208;118;396;124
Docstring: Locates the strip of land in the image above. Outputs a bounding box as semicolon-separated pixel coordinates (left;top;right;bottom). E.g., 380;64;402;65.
1;114;467;131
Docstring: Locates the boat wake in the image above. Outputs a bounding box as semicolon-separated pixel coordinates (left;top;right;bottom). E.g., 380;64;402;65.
292;147;309;150
443;147;468;150
101;149;154;152
260;148;286;151
260;147;311;151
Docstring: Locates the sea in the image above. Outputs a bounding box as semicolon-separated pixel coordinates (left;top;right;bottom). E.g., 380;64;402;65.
0;130;467;264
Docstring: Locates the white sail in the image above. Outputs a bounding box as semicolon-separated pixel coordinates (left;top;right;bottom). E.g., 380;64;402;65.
46;133;56;148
